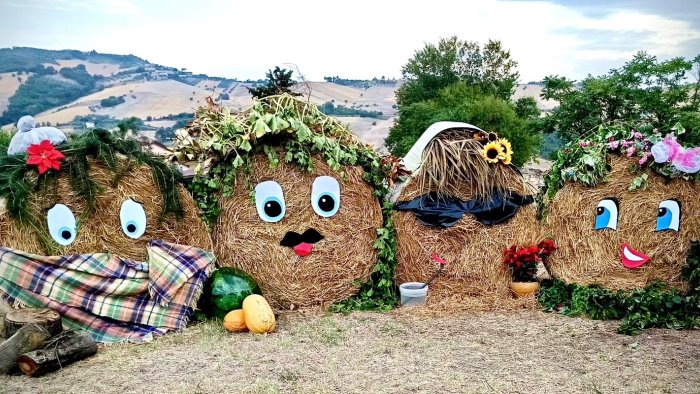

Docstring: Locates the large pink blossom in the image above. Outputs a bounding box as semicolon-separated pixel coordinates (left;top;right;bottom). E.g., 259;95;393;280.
672;147;700;173
651;135;681;163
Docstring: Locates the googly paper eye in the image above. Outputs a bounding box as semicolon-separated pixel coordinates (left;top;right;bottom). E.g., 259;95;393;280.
47;204;76;246
656;199;680;232
594;198;618;231
120;199;147;239
255;181;285;223
311;176;340;218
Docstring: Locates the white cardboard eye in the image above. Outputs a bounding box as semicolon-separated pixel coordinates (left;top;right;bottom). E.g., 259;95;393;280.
658;200;680;231
47;204;76;246
311;176;340;217
120;199;147;239
254;181;285;223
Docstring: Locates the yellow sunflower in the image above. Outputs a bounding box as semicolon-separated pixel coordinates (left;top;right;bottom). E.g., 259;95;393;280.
497;138;513;165
481;141;505;164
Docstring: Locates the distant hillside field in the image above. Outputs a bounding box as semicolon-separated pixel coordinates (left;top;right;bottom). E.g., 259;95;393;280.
0;47;556;149
35;80;213;124
0;72;27;114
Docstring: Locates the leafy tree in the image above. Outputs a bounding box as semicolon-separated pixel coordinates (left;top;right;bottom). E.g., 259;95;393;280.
248;66;301;99
396;37;519;106
541;52;700;144
100;95;125;107
116;117;144;137
386;83;541;166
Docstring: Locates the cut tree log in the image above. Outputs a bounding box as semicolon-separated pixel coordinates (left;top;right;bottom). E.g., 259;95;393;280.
0;323;51;374
17;332;98;377
4;308;62;338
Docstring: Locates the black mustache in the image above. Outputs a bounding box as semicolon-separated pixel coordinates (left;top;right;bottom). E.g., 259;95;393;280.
280;228;324;247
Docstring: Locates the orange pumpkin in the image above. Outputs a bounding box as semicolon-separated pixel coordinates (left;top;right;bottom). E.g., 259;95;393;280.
223;309;248;333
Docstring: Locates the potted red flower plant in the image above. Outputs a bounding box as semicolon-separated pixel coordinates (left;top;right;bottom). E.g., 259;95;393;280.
502;239;557;297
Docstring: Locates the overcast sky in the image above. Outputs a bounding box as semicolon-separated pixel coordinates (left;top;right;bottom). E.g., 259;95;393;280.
1;0;699;82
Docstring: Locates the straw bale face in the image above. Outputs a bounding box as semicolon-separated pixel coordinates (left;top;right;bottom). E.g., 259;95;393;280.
0;161;211;261
213;155;382;308
393;133;543;311
546;155;700;290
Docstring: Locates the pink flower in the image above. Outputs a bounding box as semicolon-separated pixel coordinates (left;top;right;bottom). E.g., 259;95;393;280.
578;141;590;148
626;146;636;157
609;140;619;150
631;131;643;140
671;147;700;173
622;140;633;148
639;152;651;165
651;134;681;163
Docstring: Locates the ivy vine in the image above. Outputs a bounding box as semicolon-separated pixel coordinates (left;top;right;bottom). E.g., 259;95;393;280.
538;241;700;335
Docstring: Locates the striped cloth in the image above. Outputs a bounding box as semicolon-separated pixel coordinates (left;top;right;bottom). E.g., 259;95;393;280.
0;240;215;343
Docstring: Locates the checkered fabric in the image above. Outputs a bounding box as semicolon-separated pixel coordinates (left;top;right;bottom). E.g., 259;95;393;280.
0;240;215;343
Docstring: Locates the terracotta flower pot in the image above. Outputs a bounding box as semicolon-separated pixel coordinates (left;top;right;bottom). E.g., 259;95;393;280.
510;281;540;298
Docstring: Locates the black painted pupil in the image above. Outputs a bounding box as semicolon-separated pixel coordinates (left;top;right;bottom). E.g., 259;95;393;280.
61;230;71;240
596;207;604;215
318;195;336;212
264;200;282;218
658;208;667;217
127;223;137;233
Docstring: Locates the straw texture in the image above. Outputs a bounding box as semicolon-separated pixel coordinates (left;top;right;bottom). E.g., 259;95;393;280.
394;131;543;311
545;155;700;290
213;154;382;309
0;160;211;261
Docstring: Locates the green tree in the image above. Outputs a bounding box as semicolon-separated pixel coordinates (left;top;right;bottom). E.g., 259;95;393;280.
542;52;700;144
386;83;541;166
248;66;301;99
396;37;519;106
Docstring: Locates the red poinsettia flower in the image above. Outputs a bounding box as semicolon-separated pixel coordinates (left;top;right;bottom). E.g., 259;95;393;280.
26;140;65;175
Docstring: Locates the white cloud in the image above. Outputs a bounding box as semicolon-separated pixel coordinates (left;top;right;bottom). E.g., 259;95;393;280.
1;0;698;81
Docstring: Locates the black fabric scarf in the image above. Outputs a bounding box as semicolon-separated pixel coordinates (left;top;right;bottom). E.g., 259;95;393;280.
395;191;534;228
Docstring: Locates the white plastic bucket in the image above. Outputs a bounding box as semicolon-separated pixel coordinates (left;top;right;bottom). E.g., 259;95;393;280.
399;282;428;306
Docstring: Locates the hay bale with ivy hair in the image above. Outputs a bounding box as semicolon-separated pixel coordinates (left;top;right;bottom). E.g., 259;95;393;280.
542;124;700;291
175;95;393;309
393;123;543;312
0;129;211;260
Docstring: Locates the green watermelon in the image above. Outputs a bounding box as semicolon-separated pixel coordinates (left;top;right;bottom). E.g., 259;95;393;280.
201;267;261;319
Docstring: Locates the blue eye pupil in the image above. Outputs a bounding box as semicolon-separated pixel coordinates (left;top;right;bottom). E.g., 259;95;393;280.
127;223;137;233
61;230;72;240
658;208;667;217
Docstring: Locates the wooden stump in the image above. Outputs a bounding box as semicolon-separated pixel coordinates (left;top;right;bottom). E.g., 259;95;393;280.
17;332;98;377
4;308;62;338
0;323;51;374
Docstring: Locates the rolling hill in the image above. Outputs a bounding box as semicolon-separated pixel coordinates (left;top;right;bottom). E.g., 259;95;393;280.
0;47;555;151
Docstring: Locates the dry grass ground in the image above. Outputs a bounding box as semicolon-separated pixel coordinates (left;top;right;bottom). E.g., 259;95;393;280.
1;310;698;393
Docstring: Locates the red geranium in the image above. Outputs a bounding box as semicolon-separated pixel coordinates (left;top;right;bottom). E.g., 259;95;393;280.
502;239;557;282
26;140;64;175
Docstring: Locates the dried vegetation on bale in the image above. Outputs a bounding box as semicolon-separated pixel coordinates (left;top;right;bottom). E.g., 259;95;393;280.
394;130;543;312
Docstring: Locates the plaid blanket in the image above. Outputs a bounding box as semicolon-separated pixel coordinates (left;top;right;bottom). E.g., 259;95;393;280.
0;240;215;343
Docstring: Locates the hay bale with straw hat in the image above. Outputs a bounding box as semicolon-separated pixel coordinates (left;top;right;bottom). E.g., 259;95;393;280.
393;122;544;312
174;95;394;309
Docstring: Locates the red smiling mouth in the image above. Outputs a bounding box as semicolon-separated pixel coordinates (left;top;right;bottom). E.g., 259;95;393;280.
621;243;650;269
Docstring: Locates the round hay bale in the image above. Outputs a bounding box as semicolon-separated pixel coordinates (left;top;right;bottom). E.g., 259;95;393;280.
0;160;211;261
394;130;544;311
214;154;382;309
176;95;392;310
545;155;700;290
